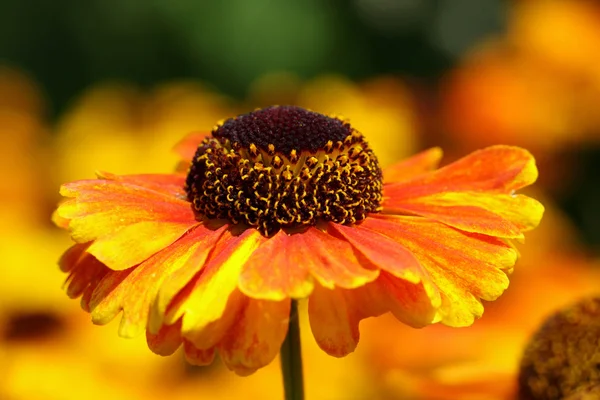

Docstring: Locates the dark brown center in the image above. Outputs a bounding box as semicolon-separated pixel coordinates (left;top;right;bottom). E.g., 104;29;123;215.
185;106;383;236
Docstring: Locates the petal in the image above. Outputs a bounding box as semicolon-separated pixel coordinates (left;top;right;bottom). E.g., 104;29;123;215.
219;297;291;376
389;145;538;194
375;271;441;327
52;207;70;229
182;289;245;350
387;192;544;236
89;224;224;338
383;146;541;237
308;284;361;357
59;243;90;273
85;269;131;316
239;230;314;301
296;227;379;290
146;319;182;356
183;340;216;366
384;200;523;238
86;221;201;271
342;270;440;328
58;176;198;270
437;192;544;232
329;223;424;284
383;147;443;183
64;251;109;299
148;225;228;333
308;272;440;357
96;171;187;198
167;229;265;334
173;132;209;163
364;215;516;326
80;267;111;312
58;244;111;311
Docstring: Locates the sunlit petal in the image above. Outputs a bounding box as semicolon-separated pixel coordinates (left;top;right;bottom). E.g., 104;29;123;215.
383;146;541;237
88;224;223;338
296;227;379;290
330;223;424;284
167;229;264;334
146;319;182;356
365;215;515;326
308;284;361;357
239;230;314;301
183;340;216;366
219;297;291;375
57;176;198;270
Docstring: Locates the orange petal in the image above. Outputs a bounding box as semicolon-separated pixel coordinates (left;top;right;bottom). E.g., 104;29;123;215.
329;223;424;284
219;297;291;376
59;243;90;273
79;267;111;313
383;147;443;183
309;272;440;357
166;229;265;335
59;245;112;311
182;289;245;351
383;146;541;237
173;132;209;163
435;192;544;232
89;224;224;338
147;319;182;356
295;227;379;290
364;215;516;326
96;172;187;198
344;270;440;328
183;340;216;366
64;251;110;300
387;145;538;193
308;284;361;357
385;200;524;238
375;271;440;327
52;207;70;229
149;225;228;333
387;192;544;237
58;176;198;270
239;230;314;300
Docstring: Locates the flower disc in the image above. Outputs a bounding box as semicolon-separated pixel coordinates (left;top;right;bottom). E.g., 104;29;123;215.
185;106;383;236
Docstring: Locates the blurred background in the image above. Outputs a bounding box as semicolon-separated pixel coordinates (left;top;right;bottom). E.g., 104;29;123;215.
1;0;599;399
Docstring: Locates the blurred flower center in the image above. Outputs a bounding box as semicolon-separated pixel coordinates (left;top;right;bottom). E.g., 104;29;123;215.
518;296;600;400
3;311;65;342
185;105;383;236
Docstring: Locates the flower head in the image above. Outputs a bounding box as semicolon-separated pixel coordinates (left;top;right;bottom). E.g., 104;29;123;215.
518;296;600;400
53;105;543;375
185;106;382;236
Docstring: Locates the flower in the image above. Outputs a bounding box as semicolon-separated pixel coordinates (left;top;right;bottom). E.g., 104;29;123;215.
518;296;600;400
53;105;543;375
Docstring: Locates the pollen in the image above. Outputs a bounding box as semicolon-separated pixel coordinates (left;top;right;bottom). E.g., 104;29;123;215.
185;106;383;236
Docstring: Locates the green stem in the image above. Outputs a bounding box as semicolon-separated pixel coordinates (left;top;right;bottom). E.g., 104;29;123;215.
280;300;305;400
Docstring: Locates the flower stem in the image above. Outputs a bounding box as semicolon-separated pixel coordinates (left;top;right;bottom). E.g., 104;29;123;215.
280;299;305;400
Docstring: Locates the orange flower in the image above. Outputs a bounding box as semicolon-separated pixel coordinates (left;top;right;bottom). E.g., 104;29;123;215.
53;105;543;375
518;296;600;400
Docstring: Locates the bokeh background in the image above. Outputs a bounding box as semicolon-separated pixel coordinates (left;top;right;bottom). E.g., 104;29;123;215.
1;0;600;399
